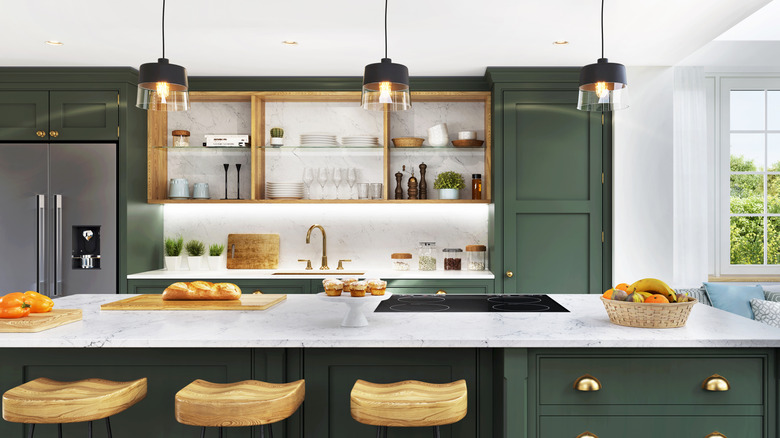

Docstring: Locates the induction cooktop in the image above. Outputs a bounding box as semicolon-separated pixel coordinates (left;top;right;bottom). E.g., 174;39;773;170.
374;294;569;313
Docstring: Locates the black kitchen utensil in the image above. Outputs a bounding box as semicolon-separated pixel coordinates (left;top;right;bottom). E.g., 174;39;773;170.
223;163;230;199
236;163;242;199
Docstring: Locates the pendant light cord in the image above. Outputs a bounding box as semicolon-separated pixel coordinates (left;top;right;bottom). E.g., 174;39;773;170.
161;0;166;59
384;0;388;59
600;0;604;59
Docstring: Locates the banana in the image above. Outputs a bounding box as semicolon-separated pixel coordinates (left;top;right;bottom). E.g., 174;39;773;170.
628;278;676;302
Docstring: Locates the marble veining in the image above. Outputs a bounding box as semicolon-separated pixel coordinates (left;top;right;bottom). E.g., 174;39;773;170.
2;295;779;348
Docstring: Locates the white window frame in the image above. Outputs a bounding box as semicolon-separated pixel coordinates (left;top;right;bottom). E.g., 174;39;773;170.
716;76;780;275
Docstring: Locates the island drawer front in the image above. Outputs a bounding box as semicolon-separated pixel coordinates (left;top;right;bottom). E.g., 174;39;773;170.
538;415;763;437
537;356;764;406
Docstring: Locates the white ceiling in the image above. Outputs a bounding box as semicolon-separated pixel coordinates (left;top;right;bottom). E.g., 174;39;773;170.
0;0;773;76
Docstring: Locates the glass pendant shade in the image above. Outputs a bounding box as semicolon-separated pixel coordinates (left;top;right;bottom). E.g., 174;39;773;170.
577;58;628;111
136;57;190;111
362;58;411;111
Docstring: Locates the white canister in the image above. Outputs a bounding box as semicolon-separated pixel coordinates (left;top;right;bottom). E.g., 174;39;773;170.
169;178;190;198
458;130;477;140
427;123;449;147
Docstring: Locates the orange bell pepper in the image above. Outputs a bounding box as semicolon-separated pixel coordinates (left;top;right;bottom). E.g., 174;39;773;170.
23;291;54;313
0;292;31;318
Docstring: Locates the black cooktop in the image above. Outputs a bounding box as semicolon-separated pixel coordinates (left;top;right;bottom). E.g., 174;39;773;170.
374;294;569;313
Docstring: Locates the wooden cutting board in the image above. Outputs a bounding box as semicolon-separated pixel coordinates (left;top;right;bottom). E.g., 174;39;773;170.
0;309;82;333
226;234;280;269
100;294;286;311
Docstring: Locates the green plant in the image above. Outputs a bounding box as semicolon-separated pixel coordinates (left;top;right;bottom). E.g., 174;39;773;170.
209;243;225;257
185;240;205;257
433;171;465;190
270;127;284;138
164;236;183;257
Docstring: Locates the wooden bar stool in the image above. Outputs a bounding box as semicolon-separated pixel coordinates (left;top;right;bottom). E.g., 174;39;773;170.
350;379;467;438
2;377;147;438
175;379;304;438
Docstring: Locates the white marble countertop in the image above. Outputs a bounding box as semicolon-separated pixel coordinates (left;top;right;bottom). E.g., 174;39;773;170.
1;294;779;349
127;269;495;280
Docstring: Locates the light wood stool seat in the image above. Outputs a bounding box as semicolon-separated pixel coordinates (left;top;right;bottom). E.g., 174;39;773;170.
175;379;304;437
350;379;467;437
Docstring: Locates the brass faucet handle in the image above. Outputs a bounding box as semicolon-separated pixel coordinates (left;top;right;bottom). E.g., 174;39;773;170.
297;259;313;270
337;259;352;270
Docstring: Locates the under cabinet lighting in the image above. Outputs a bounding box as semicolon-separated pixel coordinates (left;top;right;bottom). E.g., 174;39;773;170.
45;41;64;46
282;41;298;46
553;40;569;45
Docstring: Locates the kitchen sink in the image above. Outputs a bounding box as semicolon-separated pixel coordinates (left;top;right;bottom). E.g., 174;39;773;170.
272;271;365;276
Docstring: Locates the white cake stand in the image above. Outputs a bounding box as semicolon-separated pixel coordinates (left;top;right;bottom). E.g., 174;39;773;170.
316;292;392;327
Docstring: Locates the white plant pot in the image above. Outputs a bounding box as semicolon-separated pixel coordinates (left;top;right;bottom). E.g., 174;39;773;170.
164;256;180;271
208;256;223;270
270;137;284;147
438;188;460;200
187;256;202;271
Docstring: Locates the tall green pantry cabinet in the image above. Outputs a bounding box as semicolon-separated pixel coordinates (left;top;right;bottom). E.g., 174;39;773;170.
0;68;162;293
486;68;612;294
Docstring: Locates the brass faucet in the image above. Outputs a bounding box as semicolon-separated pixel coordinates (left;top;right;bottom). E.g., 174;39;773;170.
305;224;329;270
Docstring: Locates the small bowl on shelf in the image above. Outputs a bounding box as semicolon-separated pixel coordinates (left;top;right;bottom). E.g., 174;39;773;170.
451;139;484;148
392;137;425;148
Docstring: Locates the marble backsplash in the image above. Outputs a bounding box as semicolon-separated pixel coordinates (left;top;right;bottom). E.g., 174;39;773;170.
163;204;489;270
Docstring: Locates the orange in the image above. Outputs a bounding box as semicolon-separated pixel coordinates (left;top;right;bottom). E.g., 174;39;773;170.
644;294;669;304
602;289;614;299
615;283;630;292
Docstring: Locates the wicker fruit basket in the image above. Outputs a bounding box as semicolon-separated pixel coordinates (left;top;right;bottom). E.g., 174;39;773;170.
600;296;697;328
392;137;424;147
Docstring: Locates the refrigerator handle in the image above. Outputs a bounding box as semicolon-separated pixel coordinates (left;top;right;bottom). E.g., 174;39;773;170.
37;195;46;295
54;194;63;296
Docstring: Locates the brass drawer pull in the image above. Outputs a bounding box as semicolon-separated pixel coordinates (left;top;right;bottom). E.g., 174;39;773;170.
702;374;730;392
506;270;513;278
436;290;447;295
577;432;598;438
705;433;726;438
49;130;59;138
574;374;601;391
253;290;263;294
36;130;46;137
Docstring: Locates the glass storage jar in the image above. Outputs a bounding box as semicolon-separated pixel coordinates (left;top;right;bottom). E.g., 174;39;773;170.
418;242;437;271
391;253;412;271
466;245;487;271
172;130;190;147
443;248;463;270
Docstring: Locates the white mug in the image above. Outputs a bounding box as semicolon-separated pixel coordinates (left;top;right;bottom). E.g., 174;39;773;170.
458;130;477;140
427;123;449;147
193;183;209;199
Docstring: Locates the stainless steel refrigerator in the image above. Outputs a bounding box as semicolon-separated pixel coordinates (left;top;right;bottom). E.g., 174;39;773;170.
0;143;116;296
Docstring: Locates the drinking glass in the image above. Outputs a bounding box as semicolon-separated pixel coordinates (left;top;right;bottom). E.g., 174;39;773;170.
302;168;314;199
357;183;369;199
347;168;357;199
333;168;344;199
317;167;330;199
369;183;383;199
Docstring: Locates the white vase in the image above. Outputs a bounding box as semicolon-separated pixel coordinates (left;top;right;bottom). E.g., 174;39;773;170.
270;137;283;147
438;188;460;200
187;256;202;271
208;255;222;270
164;256;180;271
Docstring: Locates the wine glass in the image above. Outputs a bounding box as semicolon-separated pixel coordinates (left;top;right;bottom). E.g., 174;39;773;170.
302;168;314;199
333;168;344;199
317;167;330;199
347;168;357;199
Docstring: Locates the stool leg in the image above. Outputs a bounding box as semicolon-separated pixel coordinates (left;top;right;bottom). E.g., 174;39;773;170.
432;425;441;438
218;426;223;438
375;426;381;438
105;416;113;438
58;424;63;438
200;426;206;438
259;424;264;438
268;423;274;438
27;423;34;438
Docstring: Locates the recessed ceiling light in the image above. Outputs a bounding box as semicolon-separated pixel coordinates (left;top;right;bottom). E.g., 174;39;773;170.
553;40;569;45
282;41;298;46
45;40;64;46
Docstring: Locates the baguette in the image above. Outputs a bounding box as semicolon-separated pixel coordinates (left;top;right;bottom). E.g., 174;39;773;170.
162;281;242;300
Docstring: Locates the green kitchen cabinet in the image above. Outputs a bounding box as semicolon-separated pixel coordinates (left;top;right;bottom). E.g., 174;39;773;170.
126;278;312;295
0;90;119;141
487;68;612;295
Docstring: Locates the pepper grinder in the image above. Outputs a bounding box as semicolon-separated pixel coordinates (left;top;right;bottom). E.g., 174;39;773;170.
407;168;419;200
418;162;428;200
394;170;404;199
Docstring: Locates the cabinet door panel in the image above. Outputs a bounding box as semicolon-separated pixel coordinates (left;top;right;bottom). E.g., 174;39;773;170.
0;91;48;140
49;90;118;141
126;279;310;295
538;415;763;438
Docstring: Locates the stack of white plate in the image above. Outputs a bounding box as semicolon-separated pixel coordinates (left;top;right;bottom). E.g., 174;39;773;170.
300;134;338;147
341;135;380;147
266;182;304;199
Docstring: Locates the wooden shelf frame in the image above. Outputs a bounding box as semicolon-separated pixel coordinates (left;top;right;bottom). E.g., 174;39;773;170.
147;90;491;204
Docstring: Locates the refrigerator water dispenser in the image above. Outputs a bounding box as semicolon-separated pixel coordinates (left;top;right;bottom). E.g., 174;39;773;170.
72;226;101;269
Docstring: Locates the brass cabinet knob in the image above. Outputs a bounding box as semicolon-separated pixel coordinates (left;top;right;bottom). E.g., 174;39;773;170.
705;433;726;438
576;433;598;438
506;270;514;278
49;130;59;138
574;374;602;392
436;290;447;295
702;374;730;392
252;290;263;294
35;130;46;137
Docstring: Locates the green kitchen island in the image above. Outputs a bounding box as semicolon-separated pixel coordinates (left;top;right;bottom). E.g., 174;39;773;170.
0;294;778;438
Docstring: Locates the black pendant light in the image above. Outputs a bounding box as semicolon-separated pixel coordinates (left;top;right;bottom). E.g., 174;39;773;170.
136;0;190;111
577;0;628;112
361;0;410;111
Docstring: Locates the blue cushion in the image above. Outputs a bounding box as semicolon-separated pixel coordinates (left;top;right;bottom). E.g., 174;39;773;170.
703;283;765;319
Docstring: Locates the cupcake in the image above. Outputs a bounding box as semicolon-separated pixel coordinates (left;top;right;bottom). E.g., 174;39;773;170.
323;278;344;297
367;279;387;296
350;280;368;297
342;277;359;293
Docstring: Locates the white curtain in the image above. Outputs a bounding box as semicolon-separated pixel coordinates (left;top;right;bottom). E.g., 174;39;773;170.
672;67;709;288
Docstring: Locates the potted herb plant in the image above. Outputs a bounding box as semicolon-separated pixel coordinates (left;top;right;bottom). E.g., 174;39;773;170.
164;236;183;270
270;127;284;147
208;243;225;270
433;171;465;200
185;239;205;271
